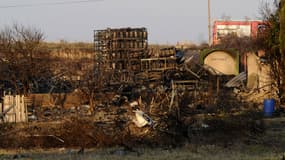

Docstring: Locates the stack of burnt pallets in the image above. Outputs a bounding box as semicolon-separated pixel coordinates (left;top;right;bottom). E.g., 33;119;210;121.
94;27;148;85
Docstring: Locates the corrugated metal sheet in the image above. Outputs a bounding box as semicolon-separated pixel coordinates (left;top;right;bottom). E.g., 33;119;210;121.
225;72;246;87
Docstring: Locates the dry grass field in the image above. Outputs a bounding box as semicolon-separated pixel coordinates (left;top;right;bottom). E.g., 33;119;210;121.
0;143;283;160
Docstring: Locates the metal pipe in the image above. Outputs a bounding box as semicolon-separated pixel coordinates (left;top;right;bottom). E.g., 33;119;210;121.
208;0;211;45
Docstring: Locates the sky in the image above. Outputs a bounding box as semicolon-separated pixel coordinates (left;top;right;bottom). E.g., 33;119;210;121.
0;0;269;44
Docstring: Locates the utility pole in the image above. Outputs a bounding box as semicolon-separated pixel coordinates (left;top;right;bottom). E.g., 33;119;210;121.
208;0;211;45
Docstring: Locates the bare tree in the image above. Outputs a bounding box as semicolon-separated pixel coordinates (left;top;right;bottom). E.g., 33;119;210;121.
258;0;275;20
213;34;257;56
0;24;49;95
277;0;285;102
75;53;110;112
257;0;285;102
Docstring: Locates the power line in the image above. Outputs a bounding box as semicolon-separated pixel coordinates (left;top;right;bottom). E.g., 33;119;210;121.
0;0;104;9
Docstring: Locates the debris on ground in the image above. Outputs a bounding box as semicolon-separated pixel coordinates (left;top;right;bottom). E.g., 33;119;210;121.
132;109;154;127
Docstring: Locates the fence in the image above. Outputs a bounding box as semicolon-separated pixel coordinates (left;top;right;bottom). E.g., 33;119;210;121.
0;95;28;123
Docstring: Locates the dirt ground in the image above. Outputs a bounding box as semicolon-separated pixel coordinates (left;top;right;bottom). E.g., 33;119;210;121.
0;139;284;160
0;110;283;160
0;112;285;160
0;110;265;147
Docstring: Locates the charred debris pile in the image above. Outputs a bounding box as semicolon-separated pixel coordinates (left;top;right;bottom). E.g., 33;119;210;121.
0;27;265;148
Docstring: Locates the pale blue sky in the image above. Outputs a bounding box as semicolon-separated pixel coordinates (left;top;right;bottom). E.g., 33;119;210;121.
0;0;268;44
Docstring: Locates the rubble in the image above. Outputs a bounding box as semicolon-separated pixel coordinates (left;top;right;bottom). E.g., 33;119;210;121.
0;27;276;150
0;84;267;149
132;109;154;127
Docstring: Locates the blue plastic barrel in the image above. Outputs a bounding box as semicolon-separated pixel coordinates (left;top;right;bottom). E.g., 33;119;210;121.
263;99;275;116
